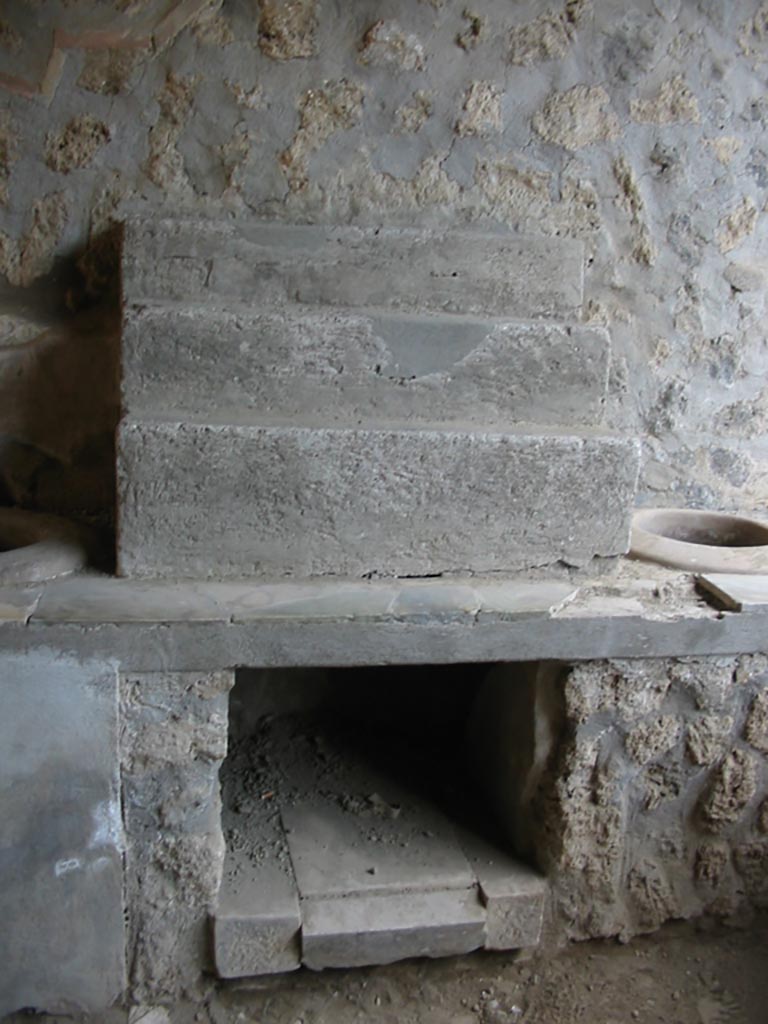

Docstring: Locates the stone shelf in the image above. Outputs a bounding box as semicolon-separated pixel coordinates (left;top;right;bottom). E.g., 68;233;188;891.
1;562;767;672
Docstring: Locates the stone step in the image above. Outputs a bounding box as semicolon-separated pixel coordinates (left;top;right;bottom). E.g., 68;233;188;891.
281;800;476;901
122;303;610;428
214;848;301;978
117;418;640;579
459;831;547;950
300;889;487;970
121;217;584;320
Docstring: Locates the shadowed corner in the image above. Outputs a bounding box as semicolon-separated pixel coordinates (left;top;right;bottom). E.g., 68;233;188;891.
0;225;122;571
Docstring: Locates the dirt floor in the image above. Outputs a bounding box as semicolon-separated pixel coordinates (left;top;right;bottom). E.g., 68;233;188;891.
8;911;768;1024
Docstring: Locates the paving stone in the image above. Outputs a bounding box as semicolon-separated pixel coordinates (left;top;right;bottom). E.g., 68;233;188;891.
300;889;486;969
697;573;768;612
35;576;230;621
230;580;400;621
555;593;647;618
117;419;640;579
282;800;475;900
461;832;547;949
214;850;301;978
36;578;402;623
122;304;609;428
474;580;578;619
388;582;482;619
28;577;580;624
122;218;585;321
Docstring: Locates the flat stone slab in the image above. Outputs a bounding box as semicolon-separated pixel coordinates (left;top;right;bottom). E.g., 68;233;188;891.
282;800;475;900
35;576;231;622
300;889;486;969
0;652;124;1016
117;419;640;579
696;573;768;611
3;567;768;670
122;304;609;428
122;218;584;321
30;577;577;623
226;579;577;623
474;579;578;619
214;849;301;978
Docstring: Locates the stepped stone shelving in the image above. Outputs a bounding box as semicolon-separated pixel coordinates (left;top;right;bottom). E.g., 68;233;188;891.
117;217;640;580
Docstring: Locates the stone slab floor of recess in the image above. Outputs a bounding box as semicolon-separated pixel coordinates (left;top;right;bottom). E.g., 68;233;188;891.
3;914;767;1024
215;703;545;976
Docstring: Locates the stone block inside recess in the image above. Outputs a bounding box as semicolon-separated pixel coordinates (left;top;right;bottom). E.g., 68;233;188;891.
0;651;124;1016
122;304;610;428
281;799;475;899
117;419;640;579
461;832;547;949
214;850;301;978
300;889;486;970
122;217;584;320
467;663;565;858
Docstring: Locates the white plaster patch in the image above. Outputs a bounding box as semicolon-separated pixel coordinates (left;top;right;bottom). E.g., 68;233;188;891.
89;798;124;852
55;857;82;877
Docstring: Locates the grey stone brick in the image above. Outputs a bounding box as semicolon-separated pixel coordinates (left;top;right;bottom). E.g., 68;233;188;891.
461;833;547;949
122;304;609;428
300;889;486;969
214;852;301;978
122;218;584;320
117;419;640;579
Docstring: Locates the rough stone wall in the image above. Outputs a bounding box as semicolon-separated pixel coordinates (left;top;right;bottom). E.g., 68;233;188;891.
3;0;768;516
119;669;234;1002
532;655;768;942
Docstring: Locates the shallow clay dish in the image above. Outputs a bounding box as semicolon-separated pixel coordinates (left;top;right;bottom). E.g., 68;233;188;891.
0;507;94;583
630;508;768;574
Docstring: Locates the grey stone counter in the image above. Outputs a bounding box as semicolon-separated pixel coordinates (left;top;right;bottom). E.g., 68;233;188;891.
4;564;768;1015
0;565;766;672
